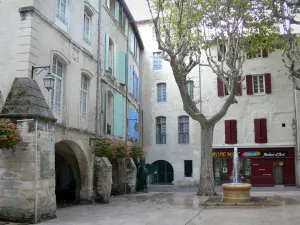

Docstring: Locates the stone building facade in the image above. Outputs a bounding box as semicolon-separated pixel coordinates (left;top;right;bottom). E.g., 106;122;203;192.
0;0;143;223
126;3;300;187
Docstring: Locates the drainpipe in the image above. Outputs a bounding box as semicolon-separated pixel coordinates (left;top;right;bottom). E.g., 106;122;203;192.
292;80;299;187
95;0;102;136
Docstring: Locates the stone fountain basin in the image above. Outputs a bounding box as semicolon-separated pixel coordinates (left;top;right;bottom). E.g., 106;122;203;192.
222;183;252;203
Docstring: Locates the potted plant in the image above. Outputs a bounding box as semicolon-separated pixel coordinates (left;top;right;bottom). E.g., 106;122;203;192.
91;139;130;160
0;119;22;150
130;144;145;159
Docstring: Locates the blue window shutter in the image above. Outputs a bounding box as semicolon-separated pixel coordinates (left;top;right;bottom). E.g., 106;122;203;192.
130;32;135;52
105;33;109;71
129;66;133;94
137;77;140;101
114;0;120;22
113;93;124;137
129;108;135;138
119;51;126;85
113;43;117;77
133;71;137;97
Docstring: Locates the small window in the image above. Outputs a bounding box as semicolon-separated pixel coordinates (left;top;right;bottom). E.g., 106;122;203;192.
184;160;193;177
178;116;189;144
56;0;68;24
153;52;162;71
252;75;265;94
224;77;230;96
83;13;91;43
187;80;194;99
157;83;166;102
156;117;166;144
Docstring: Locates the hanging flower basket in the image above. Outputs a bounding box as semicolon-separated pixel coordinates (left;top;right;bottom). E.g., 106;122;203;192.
0;119;22;150
130;144;146;159
91;139;130;160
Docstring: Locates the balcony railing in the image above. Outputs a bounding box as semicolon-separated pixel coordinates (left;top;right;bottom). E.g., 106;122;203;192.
80;113;88;130
56;9;68;25
51;102;63;123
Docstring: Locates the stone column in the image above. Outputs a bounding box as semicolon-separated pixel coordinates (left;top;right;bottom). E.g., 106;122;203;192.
94;157;112;203
126;158;137;194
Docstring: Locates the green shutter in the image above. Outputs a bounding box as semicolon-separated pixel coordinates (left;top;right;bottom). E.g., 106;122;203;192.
114;43;117;77
125;19;128;36
113;93;124;137
119;51;126;85
106;0;110;9
115;1;120;22
105;33;109;71
104;87;108;133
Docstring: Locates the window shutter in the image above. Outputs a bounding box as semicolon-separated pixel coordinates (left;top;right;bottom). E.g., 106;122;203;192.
129;108;135;138
236;76;242;96
129;66;133;94
113;43;117;77
246;75;253;95
105;33;109;71
254;119;261;143
130;32;135;52
265;73;272;94
119;51;126;84
217;78;224;97
125;19;129;36
134;111;139;140
106;0;110;9
114;0;120;22
137;77;140;101
104;89;108;133
260;118;268;143
132;70;136;97
262;48;268;58
231;120;237;144
113;93;124;137
225;120;231;144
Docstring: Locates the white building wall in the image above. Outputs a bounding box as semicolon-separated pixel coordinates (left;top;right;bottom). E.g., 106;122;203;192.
138;20;298;186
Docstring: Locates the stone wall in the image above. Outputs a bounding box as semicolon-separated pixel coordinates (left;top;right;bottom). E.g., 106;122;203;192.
0;120;56;224
94;157;112;203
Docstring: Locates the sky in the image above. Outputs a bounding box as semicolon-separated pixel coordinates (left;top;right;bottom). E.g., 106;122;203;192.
125;0;151;21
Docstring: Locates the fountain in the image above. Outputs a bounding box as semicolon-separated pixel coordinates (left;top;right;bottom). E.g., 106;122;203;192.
221;147;252;202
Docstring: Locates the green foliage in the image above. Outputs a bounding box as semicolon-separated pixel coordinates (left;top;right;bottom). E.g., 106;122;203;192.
0;119;22;150
91;139;130;159
130;144;146;158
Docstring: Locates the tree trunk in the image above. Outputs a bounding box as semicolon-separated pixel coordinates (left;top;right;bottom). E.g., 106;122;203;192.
197;125;216;196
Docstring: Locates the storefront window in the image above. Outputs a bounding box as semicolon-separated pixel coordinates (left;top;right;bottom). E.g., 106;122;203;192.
214;159;228;185
243;158;252;184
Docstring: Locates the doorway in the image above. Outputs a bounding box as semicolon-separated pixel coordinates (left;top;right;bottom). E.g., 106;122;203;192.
151;160;174;184
273;161;284;185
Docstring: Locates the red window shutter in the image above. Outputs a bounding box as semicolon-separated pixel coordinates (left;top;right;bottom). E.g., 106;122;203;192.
260;118;268;143
265;73;272;94
236;76;242;96
262;48;268;58
217;78;224;96
246;75;253;95
231;120;237;144
225;120;231;144
254;119;261;143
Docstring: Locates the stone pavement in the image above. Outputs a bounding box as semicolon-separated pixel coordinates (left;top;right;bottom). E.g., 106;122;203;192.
37;187;300;225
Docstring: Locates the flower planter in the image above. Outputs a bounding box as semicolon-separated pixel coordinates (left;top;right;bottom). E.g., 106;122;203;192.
0;119;22;150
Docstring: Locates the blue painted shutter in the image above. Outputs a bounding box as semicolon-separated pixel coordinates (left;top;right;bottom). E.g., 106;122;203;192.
119;51;126;85
113;93;124;137
113;43;117;77
129;66;133;94
136;111;139;140
137;77;140;101
114;0;120;22
129;108;135;138
105;33;109;71
133;111;139;140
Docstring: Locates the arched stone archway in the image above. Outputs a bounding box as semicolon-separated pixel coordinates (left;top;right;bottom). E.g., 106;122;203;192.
54;140;89;205
151;160;174;184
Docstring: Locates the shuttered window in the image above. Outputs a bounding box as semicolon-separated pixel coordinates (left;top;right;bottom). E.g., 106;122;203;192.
225;120;237;144
217;77;242;96
157;83;167;102
187;80;194;99
156;116;166;144
246;73;271;95
254;118;268;143
119;51;126;85
153;52;162;71
178;116;189;144
113;93;124;137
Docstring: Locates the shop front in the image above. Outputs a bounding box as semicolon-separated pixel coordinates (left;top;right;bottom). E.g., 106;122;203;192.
213;147;295;187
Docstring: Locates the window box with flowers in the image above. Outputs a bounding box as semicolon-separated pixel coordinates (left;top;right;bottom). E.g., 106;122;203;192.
0;119;22;150
91;139;130;160
130;144;146;160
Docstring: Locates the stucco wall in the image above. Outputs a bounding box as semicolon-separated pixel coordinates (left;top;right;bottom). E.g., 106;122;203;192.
138;21;298;186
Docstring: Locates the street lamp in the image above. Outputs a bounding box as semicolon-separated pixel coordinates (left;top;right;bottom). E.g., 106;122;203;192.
31;66;54;91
